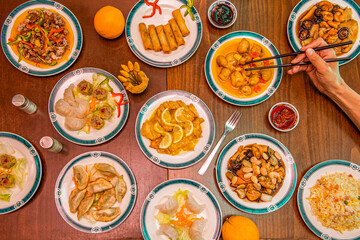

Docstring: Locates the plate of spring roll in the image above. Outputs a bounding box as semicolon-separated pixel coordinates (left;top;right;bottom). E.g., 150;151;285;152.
125;0;202;67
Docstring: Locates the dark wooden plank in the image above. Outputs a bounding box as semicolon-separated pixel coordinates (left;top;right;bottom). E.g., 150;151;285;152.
168;0;360;239
0;0;167;239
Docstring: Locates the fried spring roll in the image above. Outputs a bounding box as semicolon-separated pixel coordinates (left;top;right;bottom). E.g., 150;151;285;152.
156;25;171;54
148;25;162;52
172;9;190;37
169;18;185;46
139;23;153;50
164;23;178;51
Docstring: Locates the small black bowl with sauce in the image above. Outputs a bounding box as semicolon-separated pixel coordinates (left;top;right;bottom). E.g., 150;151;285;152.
208;1;237;28
268;102;299;132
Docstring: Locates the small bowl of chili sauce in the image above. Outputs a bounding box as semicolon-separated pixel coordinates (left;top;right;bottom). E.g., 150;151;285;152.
269;102;299;132
208;0;237;29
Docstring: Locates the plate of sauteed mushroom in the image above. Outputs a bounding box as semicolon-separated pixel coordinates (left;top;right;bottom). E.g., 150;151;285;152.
48;67;129;146
204;31;283;106
55;151;137;233
216;133;297;214
288;0;360;65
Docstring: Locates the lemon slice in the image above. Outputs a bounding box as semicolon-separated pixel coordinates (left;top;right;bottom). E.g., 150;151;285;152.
161;108;174;126
159;132;172;149
184;120;194;136
174;107;187;123
172;124;184;143
154;122;165;134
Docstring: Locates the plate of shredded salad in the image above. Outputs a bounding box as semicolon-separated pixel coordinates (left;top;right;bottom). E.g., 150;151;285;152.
48;67;129;146
140;178;222;240
0;132;42;214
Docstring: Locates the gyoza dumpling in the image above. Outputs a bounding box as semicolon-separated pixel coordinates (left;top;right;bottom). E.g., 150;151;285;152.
189;219;207;240
77;194;95;220
94;163;119;177
89;168;108;182
186;193;205;214
155;196;178;215
55;99;77;117
65;117;86;131
157;225;179;240
115;175;127;203
68;188;86;213
92;207;121;222
74;98;90;118
73;165;89;190
87;178;113;194
97;188;116;210
63;84;76;106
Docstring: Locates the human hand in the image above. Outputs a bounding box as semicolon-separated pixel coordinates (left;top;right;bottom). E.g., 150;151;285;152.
288;38;345;97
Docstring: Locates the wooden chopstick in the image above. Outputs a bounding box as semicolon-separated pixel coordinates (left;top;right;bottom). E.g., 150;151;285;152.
245;40;353;64
245;57;351;71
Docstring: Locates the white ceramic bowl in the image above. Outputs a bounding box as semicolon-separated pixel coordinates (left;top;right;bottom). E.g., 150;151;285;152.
268;102;299;132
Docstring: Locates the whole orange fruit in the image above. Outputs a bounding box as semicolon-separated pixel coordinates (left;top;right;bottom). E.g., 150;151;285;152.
94;6;125;39
222;216;259;240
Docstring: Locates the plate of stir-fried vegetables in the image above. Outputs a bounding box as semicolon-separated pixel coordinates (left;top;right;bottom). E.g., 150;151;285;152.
1;0;82;76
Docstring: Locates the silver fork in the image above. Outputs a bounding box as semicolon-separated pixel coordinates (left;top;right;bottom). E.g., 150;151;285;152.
198;110;242;176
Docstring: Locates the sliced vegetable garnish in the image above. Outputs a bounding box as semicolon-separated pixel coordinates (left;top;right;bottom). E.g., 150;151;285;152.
0;193;11;202
17;45;24;63
36;9;45;26
99;77;114;92
180;0;195;21
143;0;162;18
110;92;129;118
37;55;57;66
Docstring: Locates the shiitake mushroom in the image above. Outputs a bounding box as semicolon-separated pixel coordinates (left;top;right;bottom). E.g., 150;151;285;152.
314;7;322;17
332;5;341;14
338;27;350;40
299;29;310;41
301;19;313;30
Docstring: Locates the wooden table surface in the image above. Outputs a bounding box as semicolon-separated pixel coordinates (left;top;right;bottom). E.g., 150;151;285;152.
1;0;359;239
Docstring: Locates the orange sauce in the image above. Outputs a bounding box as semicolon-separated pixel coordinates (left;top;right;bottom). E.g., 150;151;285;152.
211;38;274;98
9;8;74;68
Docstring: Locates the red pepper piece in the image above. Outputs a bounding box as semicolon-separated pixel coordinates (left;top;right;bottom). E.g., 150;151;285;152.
20;40;34;48
48;27;64;38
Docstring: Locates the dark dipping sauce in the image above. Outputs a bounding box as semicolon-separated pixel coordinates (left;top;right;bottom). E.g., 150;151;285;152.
211;3;234;26
271;106;296;130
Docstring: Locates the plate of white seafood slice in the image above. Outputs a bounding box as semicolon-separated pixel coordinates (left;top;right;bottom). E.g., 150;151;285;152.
55;151;137;233
48;67;129;146
140;178;222;240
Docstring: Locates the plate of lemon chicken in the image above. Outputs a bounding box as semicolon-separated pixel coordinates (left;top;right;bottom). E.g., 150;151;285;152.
135;90;215;169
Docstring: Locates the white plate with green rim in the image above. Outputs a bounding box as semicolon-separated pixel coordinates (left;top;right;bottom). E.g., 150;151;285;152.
125;0;202;67
135;90;215;169
0;132;42;215
216;133;297;214
297;160;360;240
140;178;222;240
48;67;129;146
204;31;283;106
55;151;137;233
1;0;82;76
287;0;360;66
